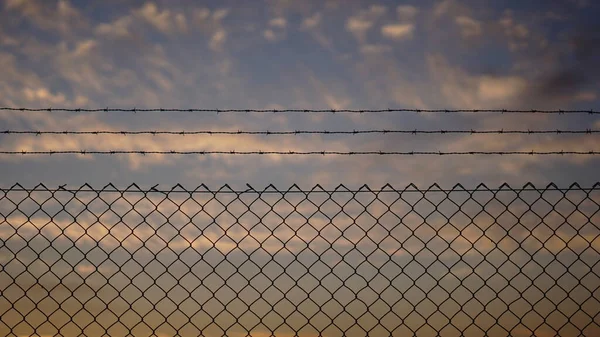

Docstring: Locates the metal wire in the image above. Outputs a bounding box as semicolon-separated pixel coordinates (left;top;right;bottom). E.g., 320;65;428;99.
1;107;599;114
2;182;597;194
1;150;599;156
2;129;599;136
1;183;599;337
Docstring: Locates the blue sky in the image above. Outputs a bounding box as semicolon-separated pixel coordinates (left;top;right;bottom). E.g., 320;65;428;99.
0;0;598;189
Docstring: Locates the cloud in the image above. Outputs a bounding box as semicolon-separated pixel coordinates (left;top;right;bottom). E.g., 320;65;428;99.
346;17;373;38
0;195;383;258
345;5;388;41
524;27;600;105
58;0;78;18
186;7;230;50
301;13;321;30
213;8;230;21
95;2;192;39
95;16;134;39
427;54;527;108
360;44;392;54
396;5;419;20
381;23;415;41
4;0;85;34
93;4;230;61
369;4;387;16
299;12;340;56
192;8;211;22
209;29;227;51
432;0;455;19
455;16;482;38
269;17;287;28
175;13;187;32
22;87;66;105
477;76;527;101
264;16;287;42
263;29;277;42
499;11;530;51
308;74;352;111
20;19;238;112
72;39;97;57
136;2;171;33
134;2;187;34
0;215;113;251
191;7;228;27
263;29;286;43
0;43;96;109
575;91;597;101
3;0;26;8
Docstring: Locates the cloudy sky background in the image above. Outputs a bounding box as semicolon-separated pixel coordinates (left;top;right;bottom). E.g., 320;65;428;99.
0;1;599;336
0;0;598;189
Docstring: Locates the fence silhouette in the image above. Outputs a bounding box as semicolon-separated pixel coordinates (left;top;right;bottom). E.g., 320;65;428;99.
0;183;599;337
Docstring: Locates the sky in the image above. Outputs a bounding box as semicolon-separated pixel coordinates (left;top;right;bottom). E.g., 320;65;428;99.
0;0;599;337
0;0;598;189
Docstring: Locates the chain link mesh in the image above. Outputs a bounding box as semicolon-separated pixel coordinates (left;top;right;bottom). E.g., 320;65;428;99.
1;183;599;337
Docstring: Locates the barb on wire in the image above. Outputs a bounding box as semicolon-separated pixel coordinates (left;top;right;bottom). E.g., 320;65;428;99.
1;150;599;156
1;107;599;114
2;129;599;136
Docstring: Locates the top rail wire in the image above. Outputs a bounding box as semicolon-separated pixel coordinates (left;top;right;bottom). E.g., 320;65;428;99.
2;182;598;194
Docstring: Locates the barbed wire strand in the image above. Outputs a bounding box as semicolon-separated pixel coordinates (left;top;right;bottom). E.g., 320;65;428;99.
1;107;599;114
1;150;598;156
2;129;599;136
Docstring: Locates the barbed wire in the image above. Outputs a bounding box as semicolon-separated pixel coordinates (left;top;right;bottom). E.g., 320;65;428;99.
1;150;598;156
1;107;599;114
2;128;599;136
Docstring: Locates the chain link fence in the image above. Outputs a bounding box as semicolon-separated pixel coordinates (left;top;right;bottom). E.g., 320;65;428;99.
1;183;599;337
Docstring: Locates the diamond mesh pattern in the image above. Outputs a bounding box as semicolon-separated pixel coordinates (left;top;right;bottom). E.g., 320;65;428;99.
0;183;599;337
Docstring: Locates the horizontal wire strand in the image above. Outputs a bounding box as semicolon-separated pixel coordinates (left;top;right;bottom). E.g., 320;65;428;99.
1;150;598;156
1;107;599;114
1;184;597;193
2;129;599;136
